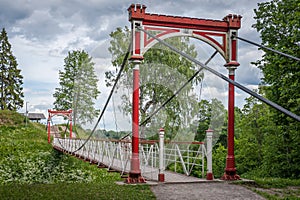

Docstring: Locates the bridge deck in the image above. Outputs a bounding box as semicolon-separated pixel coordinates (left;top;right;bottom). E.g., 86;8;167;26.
54;145;207;183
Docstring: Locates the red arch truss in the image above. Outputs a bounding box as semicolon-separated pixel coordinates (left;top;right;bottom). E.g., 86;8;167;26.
128;4;242;63
47;109;72;143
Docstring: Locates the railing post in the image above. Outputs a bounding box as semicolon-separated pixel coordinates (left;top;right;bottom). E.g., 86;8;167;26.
158;128;165;182
206;129;214;180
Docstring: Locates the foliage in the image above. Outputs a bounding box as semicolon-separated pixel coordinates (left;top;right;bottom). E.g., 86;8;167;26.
0;112;115;185
235;88;300;179
0;28;24;111
92;129;130;139
252;0;300;178
195;99;211;141
251;177;300;189
0;109;25;126
0;111;155;199
53;50;100;126
106;26;201;140
212;143;227;178
235;94;273;175
195;98;227;148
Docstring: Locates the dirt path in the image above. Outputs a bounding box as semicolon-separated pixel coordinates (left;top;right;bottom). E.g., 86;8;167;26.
150;182;265;200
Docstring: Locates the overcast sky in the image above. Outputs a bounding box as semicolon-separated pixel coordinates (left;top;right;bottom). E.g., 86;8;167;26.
0;0;267;129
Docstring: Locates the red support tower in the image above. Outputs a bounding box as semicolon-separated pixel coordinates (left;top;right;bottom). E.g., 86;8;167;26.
125;59;146;183
127;4;242;181
47;109;73;143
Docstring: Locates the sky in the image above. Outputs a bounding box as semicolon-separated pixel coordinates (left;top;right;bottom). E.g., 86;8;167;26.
0;0;267;129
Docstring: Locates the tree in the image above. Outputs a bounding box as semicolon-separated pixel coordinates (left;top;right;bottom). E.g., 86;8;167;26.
107;27;202;140
253;0;300;178
253;0;300;118
195;98;227;145
53;50;100;125
235;91;274;176
195;99;211;141
0;28;24;111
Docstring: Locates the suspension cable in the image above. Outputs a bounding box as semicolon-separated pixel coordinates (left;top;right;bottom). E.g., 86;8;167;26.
71;41;132;153
137;26;300;122
140;50;218;126
234;35;300;62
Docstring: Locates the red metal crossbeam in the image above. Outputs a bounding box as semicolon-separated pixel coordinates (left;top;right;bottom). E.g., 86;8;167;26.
128;4;241;31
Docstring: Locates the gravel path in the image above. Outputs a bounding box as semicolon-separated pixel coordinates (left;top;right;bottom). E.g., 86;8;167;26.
150;182;265;200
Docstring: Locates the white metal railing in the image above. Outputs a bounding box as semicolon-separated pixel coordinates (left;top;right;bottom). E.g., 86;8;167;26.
53;138;160;176
164;142;206;177
53;130;212;180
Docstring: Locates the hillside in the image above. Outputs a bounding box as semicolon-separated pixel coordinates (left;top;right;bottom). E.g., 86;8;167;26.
0;110;105;184
0;110;155;199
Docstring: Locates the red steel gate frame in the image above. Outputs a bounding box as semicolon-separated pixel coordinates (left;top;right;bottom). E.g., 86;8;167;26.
47;109;73;144
127;4;242;182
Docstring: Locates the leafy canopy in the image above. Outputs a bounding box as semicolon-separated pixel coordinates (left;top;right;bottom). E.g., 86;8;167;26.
235;0;300;178
53;50;100;125
107;26;202;140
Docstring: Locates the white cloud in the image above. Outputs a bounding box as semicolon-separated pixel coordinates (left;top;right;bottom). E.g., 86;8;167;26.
2;0;267;131
11;36;64;83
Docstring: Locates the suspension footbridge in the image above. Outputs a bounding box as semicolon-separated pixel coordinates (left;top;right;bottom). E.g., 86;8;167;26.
48;4;300;185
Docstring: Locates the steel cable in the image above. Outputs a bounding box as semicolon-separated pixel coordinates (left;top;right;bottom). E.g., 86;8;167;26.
71;41;132;153
235;35;300;62
139;50;218;126
137;26;300;122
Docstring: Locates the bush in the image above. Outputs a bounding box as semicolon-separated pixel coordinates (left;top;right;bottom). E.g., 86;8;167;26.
212;143;227;178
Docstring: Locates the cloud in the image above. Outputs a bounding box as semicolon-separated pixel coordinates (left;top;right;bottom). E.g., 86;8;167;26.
13;9;64;41
11;35;64;83
1;0;267;130
0;1;32;27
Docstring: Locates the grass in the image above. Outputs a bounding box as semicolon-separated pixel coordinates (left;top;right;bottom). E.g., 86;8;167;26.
0;183;155;200
0;110;156;199
234;177;300;200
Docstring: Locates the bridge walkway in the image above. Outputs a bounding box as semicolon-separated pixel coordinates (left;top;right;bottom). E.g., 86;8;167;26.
53;138;209;183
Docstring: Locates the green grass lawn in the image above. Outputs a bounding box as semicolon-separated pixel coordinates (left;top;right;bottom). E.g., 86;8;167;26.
0;110;155;200
234;177;300;200
0;183;155;200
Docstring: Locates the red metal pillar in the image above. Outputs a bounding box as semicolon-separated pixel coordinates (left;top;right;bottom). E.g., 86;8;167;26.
69;118;73;139
126;60;146;183
222;64;240;180
47;112;51;144
69;110;73;138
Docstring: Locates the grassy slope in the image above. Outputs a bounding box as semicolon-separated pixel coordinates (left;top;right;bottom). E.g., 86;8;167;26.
0;110;155;200
233;178;300;200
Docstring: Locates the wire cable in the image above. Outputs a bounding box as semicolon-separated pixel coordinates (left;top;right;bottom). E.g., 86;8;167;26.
71;41;132;153
235;35;300;62
139;50;217;126
137;26;300;122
